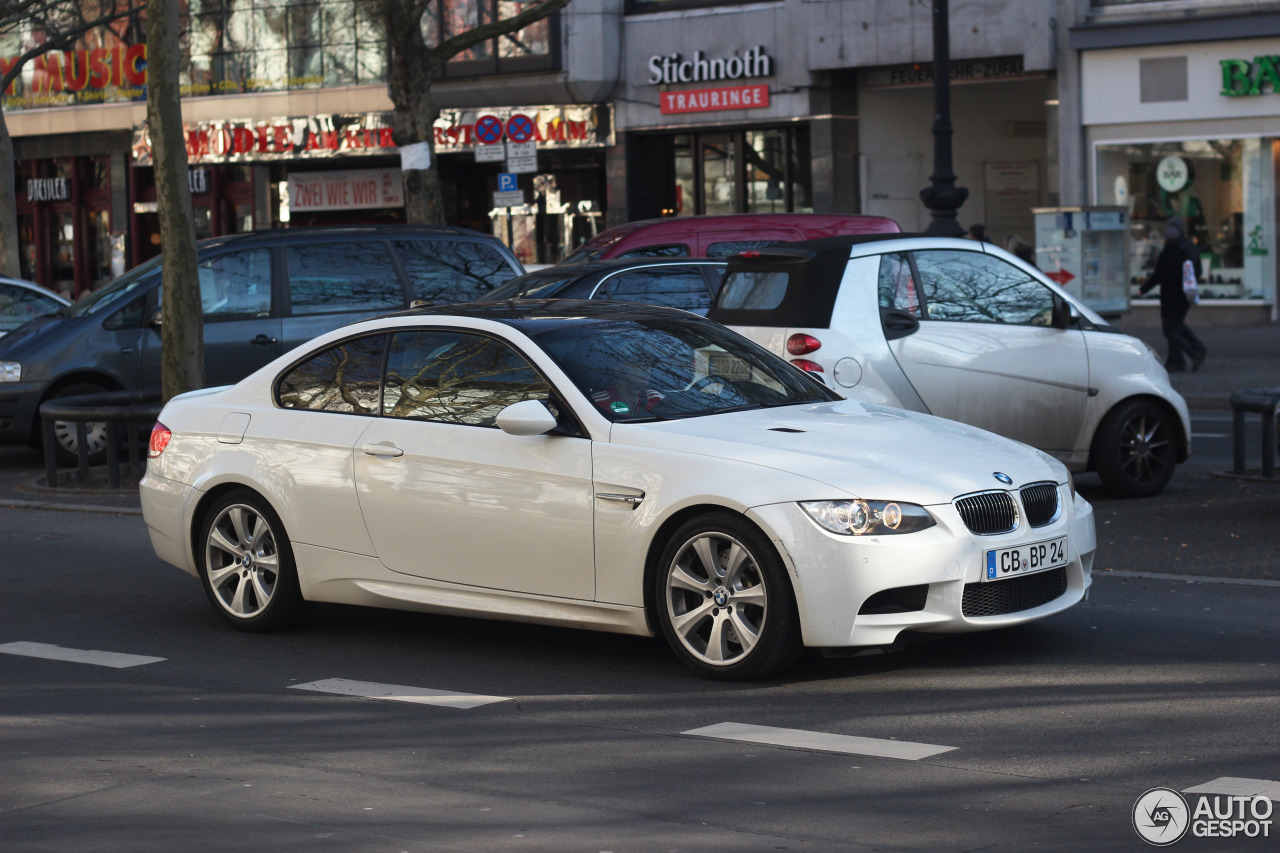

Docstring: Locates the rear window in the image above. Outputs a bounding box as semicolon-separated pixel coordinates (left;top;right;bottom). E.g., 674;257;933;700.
706;240;784;258
394;239;518;305
486;273;582;301
617;244;690;259
717;271;789;310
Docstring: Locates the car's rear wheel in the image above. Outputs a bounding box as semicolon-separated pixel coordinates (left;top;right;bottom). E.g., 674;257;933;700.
1094;399;1178;497
198;490;310;632
655;512;802;680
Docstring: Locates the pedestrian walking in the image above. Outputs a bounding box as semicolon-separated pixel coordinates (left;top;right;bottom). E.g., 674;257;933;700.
967;223;989;242
1139;216;1207;372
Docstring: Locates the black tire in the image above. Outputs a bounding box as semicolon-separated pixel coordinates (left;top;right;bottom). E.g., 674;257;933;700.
654;511;803;680
45;381;111;466
1094;399;1178;497
197;489;311;632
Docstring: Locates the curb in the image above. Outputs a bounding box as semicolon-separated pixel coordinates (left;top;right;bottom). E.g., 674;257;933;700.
1;498;143;516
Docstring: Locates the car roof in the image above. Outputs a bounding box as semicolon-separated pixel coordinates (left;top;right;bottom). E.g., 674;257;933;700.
575;214;901;253
514;257;726;281
0;276;70;304
389;298;704;333
192;224;500;252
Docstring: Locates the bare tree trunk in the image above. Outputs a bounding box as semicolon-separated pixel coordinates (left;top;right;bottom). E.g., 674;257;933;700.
383;1;445;224
146;0;203;400
0;110;21;279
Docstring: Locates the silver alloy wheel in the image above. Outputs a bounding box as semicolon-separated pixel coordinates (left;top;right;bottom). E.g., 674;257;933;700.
1118;410;1173;485
204;503;281;619
664;531;768;666
53;419;108;458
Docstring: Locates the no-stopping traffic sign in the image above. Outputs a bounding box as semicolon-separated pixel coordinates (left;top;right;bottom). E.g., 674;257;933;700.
505;114;535;143
474;115;504;145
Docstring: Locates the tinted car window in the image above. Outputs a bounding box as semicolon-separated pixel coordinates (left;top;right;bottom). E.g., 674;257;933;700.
103;294;147;330
914;250;1056;325
604;268;711;312
617;245;690;259
65;255;161;317
0;284;61;333
199;250;273;320
277;334;388;414
706;240;783;258
395;239;516;305
484;272;581;301
287;242;403;315
877;253;921;317
383;330;549;427
717;271;789;310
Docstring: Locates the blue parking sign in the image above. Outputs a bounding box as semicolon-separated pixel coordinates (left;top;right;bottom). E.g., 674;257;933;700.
498;173;518;192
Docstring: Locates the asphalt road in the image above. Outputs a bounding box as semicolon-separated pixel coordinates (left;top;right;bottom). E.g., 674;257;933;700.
2;454;1278;851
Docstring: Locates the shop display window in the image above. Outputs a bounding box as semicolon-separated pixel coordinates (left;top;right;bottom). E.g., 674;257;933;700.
426;0;559;76
1096;138;1275;304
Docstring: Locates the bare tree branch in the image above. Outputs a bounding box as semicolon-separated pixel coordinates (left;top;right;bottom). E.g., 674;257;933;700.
427;0;570;67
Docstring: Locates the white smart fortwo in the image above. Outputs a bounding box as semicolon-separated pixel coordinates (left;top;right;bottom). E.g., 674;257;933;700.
141;301;1095;679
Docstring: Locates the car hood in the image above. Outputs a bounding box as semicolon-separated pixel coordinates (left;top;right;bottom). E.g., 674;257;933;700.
0;313;64;356
609;399;1060;505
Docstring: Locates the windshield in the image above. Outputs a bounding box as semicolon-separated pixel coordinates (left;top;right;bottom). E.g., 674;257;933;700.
560;246;603;265
65;256;162;316
533;315;838;422
485;273;582;301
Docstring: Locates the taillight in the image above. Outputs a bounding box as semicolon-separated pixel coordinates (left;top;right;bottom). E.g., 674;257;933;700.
739;251;761;258
790;358;824;373
787;333;822;356
148;422;172;458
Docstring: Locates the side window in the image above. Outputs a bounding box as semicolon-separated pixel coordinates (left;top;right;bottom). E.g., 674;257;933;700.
877;253;921;317
706;240;783;258
383;330;549;427
603;268;711;312
914;250;1057;325
716;270;789;310
276;334;388;414
199;250;272;320
617;244;690;259
286;242;403;315
103;293;148;330
394;239;517;305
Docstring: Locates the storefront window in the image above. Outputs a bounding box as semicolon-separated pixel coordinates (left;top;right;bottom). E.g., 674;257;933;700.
1096;138;1275;304
86;210;114;289
426;0;559;76
48;211;75;298
702;134;736;216
674;135;694;217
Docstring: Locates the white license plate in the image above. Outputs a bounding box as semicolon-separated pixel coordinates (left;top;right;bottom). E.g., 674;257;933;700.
984;536;1068;582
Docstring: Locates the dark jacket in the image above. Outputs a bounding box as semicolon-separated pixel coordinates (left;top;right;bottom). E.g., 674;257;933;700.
1140;237;1199;318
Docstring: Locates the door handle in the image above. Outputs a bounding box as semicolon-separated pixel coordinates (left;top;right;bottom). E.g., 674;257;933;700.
360;443;404;458
251;334;279;345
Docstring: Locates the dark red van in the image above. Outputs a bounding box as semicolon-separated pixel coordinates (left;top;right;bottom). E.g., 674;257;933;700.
561;213;900;264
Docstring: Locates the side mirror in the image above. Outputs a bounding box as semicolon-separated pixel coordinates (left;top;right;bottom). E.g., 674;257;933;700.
496;399;559;436
150;309;163;327
1051;296;1074;330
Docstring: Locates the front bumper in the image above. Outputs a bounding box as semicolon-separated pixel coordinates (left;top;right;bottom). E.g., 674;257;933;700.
749;488;1095;648
0;381;45;444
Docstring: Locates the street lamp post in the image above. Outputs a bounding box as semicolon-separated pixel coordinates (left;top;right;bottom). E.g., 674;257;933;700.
919;0;968;237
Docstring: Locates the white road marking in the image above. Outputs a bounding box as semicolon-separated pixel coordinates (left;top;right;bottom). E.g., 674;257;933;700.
1098;570;1280;589
1184;777;1280;802
0;641;165;668
289;678;510;709
683;722;956;760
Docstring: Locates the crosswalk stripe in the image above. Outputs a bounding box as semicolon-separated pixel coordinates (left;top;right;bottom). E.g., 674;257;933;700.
289;678;510;709
1184;777;1280;802
0;641;165;668
683;722;956;760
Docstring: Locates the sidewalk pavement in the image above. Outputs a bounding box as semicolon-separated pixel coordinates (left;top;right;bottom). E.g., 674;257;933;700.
1114;319;1280;410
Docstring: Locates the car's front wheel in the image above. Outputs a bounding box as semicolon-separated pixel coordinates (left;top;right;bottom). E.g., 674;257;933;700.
655;512;802;680
198;490;310;632
1094;399;1178;497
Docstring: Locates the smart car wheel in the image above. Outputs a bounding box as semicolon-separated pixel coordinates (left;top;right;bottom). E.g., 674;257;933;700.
1094;400;1177;498
198;491;310;632
656;512;802;680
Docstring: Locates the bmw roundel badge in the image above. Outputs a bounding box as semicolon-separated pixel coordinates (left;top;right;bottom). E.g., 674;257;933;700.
993;472;1013;485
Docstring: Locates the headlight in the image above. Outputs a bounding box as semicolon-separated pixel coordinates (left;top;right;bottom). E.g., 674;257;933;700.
0;362;20;382
800;500;936;536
